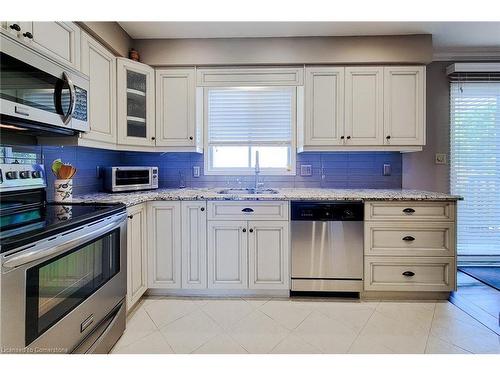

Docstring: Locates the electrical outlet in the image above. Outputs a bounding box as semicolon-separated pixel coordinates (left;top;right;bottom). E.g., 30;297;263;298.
300;164;313;176
435;153;447;165
383;164;391;176
193;165;201;178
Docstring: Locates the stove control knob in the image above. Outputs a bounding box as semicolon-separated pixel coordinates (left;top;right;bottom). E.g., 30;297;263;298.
19;171;31;179
31;171;42;178
5;171;18;180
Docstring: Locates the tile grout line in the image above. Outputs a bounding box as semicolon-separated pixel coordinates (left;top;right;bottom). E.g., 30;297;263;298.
426;302;476;354
423;302;437;354
345;301;380;354
195;303;251;353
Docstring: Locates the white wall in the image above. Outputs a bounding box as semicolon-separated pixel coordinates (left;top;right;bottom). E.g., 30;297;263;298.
134;34;433;66
403;61;451;193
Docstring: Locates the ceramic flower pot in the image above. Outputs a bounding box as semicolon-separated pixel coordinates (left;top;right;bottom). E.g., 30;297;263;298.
54;179;73;202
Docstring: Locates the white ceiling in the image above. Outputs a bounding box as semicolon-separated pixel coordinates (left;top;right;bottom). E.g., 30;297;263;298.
119;22;500;53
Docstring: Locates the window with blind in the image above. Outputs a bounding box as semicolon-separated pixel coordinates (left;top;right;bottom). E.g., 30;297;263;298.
205;86;296;175
450;80;500;258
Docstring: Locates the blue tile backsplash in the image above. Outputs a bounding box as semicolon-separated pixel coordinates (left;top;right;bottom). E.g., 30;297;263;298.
3;145;402;200
116;149;402;190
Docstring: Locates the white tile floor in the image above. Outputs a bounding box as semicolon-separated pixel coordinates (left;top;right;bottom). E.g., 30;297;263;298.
111;296;500;354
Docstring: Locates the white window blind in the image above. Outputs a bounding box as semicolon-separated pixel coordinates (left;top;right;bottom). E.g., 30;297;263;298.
207;87;293;145
205;86;295;174
450;81;500;257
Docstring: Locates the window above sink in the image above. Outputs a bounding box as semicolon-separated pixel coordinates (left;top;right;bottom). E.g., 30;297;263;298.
203;86;297;175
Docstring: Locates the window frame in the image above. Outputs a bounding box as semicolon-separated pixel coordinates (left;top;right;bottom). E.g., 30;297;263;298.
203;86;297;176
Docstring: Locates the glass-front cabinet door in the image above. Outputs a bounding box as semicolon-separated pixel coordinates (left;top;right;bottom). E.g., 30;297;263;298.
116;58;155;147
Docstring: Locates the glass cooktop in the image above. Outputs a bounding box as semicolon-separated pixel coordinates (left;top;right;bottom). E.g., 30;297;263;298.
0;202;126;254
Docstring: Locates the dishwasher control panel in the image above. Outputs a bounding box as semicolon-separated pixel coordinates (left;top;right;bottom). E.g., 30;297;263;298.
291;201;364;221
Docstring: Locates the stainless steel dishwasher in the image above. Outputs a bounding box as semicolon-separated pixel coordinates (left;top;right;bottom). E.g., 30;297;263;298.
291;201;364;293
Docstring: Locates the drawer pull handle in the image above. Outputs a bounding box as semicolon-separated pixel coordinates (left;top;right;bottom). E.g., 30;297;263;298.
402;236;415;242
241;208;254;213
402;271;415;277
242;228;247;233
9;23;21;32
402;208;415;214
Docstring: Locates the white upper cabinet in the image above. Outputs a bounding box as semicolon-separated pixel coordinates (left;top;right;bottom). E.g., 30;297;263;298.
155;68;197;148
1;22;32;39
344;67;384;146
304;67;345;146
181;201;207;289
383;66;426;146
117;58;156;147
80;32;116;144
301;65;426;150
2;22;81;70
148;201;182;289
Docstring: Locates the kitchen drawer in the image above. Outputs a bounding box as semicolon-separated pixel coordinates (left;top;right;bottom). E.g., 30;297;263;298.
207;201;289;221
364;222;455;257
364;256;456;292
365;201;455;221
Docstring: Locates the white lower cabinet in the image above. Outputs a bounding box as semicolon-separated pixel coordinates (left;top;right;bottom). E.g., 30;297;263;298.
126;204;147;311
364;256;456;292
363;201;457;293
248;221;289;290
207;202;290;291
148;201;182;288
145;200;290;293
207;221;248;289
181;201;207;289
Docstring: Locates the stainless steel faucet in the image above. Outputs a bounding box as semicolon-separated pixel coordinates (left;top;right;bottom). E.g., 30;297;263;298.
254;150;264;192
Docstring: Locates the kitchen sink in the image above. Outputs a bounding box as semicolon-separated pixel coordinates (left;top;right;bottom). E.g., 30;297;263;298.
217;188;279;195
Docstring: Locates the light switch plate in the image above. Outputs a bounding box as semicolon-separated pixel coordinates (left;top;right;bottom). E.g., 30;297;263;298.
300;164;312;176
435;153;447;165
193;166;201;178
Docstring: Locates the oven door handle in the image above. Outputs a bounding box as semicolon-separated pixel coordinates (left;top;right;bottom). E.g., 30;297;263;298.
3;214;125;269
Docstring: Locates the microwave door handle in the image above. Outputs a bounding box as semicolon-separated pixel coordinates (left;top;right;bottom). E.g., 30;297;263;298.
3;214;125;269
62;72;76;125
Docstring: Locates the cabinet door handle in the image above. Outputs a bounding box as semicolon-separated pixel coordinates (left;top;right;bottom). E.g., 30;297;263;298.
200;207;205;211
151;137;156;141
402;271;415;277
386;135;391;140
241;208;254;213
402;208;415;214
127;215;133;219
242;228;247;233
346;136;351;140
340;136;345;140
189;136;193;140
249;228;254;233
402;236;415;242
23;31;33;39
9;23;21;32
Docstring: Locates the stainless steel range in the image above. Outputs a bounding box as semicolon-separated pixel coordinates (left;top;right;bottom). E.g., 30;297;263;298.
0;163;127;354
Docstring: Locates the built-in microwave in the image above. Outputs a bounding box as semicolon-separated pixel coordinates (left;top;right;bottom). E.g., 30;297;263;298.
104;167;159;193
0;33;89;136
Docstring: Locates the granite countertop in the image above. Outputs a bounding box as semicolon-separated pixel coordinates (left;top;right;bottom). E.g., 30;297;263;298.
74;188;462;207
